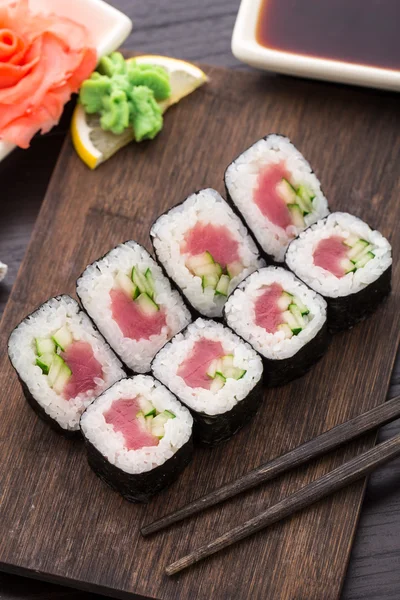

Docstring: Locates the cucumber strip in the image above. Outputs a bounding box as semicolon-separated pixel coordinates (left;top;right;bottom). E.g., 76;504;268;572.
136;411;147;431
194;262;222;277
277;291;293;311
343;233;360;247
340;258;356;274
35;352;55;375
276;178;297;204
115;271;138;299
210;372;226;393
145;268;156;298
221;355;234;370
354;251;375;269
135;292;159;315
287;204;305;228
215;274;230;296
164;409;176;419
289;304;306;328
226;261;243;278
35;337;56;356
202;274;219;290
296;185;315;213
347;239;370;260
206;358;222;378
282;310;303;333
132;267;153;297
47;354;66;388
293;295;310;315
349;244;373;263
277;323;293;339
52;325;73;352
53;362;72;395
145;408;156;417
223;366;247;380
145;415;154;433
186;251;215;272
139;396;155;416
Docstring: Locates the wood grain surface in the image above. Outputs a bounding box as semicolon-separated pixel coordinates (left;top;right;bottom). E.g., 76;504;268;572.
1;2;400;599
0;62;399;600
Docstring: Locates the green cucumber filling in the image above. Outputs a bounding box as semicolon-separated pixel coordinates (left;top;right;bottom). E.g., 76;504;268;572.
255;283;311;340
206;354;247;385
313;235;376;278
35;324;74;391
185;251;244;297
114;267;160;314
276;178;316;223
136;395;175;440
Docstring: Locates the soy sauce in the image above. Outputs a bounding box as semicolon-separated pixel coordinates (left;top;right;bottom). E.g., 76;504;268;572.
256;0;400;71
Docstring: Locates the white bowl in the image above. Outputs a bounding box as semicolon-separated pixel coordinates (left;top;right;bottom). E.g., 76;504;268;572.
232;0;400;93
0;0;132;163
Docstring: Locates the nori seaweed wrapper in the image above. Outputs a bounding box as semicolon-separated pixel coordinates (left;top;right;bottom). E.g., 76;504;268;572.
19;376;79;438
188;376;264;447
325;266;392;333
82;435;194;503
259;323;331;387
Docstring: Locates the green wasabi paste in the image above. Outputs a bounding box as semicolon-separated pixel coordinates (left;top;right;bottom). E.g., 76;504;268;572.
79;52;171;141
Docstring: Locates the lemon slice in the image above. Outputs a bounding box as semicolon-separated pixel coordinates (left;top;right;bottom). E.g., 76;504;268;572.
71;55;208;169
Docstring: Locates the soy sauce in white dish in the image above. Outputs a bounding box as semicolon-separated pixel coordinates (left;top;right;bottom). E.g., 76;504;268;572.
256;0;400;71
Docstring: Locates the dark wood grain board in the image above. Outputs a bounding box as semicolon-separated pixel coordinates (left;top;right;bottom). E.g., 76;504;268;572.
0;64;399;600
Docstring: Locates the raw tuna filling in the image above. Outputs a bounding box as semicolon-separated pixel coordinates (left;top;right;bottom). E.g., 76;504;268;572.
313;234;376;278
178;339;224;390
182;222;240;268
253;162;315;232
34;325;104;399
254;283;311;338
110;288;166;341
182;222;244;296
104;398;158;450
62;341;103;399
177;338;247;392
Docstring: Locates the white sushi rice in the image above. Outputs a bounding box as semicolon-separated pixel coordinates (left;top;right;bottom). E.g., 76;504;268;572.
8;295;125;431
150;189;265;318
80;375;193;475
286;212;392;298
152;319;263;416
224;267;327;360
76;241;192;373
225;134;329;262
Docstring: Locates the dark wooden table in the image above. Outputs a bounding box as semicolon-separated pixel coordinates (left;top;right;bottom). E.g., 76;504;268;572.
0;1;399;598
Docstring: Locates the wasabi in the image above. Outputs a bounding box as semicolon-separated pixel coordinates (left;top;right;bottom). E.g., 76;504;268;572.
79;52;171;141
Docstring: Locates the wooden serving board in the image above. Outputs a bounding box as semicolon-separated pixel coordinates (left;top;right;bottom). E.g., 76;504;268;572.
0;65;399;600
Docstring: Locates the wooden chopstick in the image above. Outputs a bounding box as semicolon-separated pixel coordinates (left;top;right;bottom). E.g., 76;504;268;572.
141;395;400;537
166;432;400;575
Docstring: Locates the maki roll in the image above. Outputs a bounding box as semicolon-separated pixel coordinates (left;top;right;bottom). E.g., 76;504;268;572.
224;267;329;386
76;241;192;373
150;188;265;318
224;134;329;263
285;212;392;332
8;295;125;435
151;319;264;446
80;375;193;503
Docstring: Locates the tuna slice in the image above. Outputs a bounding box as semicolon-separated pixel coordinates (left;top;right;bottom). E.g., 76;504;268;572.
110;288;167;341
104;398;159;450
182;222;240;268
254;283;284;333
178;338;225;389
62;341;103;399
254;162;292;230
313;236;347;277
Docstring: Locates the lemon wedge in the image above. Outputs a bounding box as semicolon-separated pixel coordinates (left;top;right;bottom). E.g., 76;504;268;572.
71;55;208;169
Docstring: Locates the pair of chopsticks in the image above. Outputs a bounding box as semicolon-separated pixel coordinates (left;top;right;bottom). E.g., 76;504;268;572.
141;394;400;576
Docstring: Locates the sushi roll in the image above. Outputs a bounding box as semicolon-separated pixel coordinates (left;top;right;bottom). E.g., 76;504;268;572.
8;295;125;435
150;188;265;318
80;375;193;503
286;213;392;332
151;319;264;446
224;134;329;263
224;267;330;386
76;241;192;373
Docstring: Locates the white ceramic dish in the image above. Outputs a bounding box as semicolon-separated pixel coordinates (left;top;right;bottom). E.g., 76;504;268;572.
232;0;400;93
0;0;132;163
